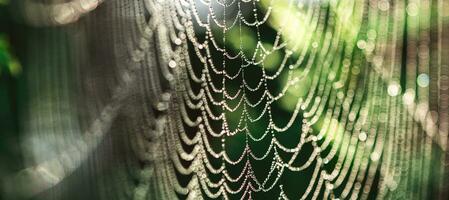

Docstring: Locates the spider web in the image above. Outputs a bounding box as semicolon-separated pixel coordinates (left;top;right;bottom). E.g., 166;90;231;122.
6;0;449;200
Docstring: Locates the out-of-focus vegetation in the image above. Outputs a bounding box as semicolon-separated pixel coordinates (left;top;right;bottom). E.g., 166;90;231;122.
0;35;21;76
0;2;24;199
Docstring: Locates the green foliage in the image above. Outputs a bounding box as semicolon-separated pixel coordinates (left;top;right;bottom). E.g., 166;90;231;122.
0;34;21;76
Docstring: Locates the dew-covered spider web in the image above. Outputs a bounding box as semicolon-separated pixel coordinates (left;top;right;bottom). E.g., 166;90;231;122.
3;0;449;200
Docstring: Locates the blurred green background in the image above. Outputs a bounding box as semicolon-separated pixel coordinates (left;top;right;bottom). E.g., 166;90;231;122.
0;0;446;199
0;2;25;199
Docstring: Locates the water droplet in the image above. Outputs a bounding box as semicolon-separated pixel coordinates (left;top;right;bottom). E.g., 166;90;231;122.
370;152;380;161
417;73;429;88
378;0;390;11
174;38;182;45
357;40;366;49
179;33;186;39
80;0;99;12
403;89;415;105
387;82;401;96
358;132;367;142
169;60;177;68
406;3;418;16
